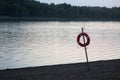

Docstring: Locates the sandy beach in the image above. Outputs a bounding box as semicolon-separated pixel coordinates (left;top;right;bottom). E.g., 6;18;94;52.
0;59;120;80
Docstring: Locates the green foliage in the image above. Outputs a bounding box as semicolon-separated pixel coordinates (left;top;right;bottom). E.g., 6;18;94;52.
0;0;120;20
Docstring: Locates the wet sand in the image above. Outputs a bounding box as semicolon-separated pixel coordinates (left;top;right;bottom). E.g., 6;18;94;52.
0;59;120;80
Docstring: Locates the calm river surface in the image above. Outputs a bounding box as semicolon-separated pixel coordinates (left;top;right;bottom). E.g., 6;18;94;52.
0;21;120;70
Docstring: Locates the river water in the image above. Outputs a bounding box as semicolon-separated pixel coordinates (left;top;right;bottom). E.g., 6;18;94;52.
0;21;120;70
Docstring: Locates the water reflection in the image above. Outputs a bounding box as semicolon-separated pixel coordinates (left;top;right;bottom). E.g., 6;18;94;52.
0;21;120;70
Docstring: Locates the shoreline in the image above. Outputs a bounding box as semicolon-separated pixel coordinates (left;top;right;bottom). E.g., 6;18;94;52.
0;59;120;80
0;17;120;22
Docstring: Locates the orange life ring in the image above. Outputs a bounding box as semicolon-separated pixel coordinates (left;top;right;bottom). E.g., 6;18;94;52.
77;32;90;47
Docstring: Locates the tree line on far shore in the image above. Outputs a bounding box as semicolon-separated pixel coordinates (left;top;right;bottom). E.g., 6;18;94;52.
0;0;120;20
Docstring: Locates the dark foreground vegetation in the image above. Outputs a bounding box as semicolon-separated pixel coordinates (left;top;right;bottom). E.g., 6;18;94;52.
0;0;120;21
0;59;120;80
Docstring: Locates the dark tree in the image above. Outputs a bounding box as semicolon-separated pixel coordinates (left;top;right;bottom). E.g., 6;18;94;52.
0;0;120;20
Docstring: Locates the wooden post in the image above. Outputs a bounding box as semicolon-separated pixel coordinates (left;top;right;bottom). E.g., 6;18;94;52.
81;27;90;71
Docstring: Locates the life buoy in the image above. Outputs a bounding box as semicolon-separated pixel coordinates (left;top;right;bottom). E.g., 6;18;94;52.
77;32;90;47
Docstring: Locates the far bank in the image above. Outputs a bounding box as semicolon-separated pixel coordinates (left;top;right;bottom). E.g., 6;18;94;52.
0;17;120;22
